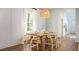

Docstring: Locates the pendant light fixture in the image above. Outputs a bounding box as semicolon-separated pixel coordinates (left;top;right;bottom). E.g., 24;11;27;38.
40;9;50;18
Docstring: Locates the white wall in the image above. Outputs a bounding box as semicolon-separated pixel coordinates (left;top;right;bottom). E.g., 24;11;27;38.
0;8;25;49
47;9;63;36
0;8;47;49
47;8;75;37
35;9;46;32
11;8;25;46
65;9;75;34
0;9;12;48
76;8;79;42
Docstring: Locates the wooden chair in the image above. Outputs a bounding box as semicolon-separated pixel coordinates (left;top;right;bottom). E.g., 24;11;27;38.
55;37;61;50
41;34;54;51
29;35;40;51
49;34;57;51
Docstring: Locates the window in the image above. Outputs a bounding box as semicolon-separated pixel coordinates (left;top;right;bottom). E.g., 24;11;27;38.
24;9;36;34
27;13;33;32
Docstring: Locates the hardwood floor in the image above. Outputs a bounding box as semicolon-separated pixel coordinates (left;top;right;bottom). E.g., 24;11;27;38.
56;39;77;51
76;43;79;51
0;44;24;51
0;39;78;51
